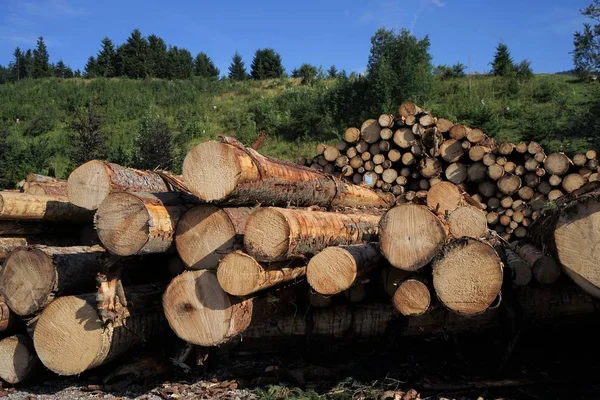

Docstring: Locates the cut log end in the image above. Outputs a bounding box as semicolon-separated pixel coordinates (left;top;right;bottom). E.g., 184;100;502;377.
243;208;290;261
433;239;503;316
393;279;431;316
448;206;487;238
33;296;105;375
67;160;112;210
0;335;37;384
426;181;463;216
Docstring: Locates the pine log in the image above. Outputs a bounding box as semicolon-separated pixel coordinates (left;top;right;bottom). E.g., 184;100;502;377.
562;173;586;193
382;169;398;184
34;283;166;375
482;153;496;166
468;146;489;162
432;238;503;316
0;245;107;316
419;157;442;178
466;128;486;144
426;181;464;216
401;152;416;166
516;243;561;285
573;153;587;167
528;141;543;155
398;102;422;118
356;140;369;153
380;128;393;140
445;163;467;184
323;146;340;162
0;335;38;384
544;153;571;176
182;138;389;209
393;128;415;149
449;125;469;140
586;150;597;160
467;162;487;182
379;204;447;271
95;192;198;256
67;161;174;210
448;205;487;238
440;139;464;163
175;205;253;270
548;189;563;201
498;175;521;195
360;119;381;143
527;188;600;296
435;118;454;133
244;207;380;262
24;181;68;197
0;192;92;222
164;270;297;346
478;181;497;197
217;251;306;296
315;144;327;155
306;244;380;295
363;171;378;187
378;114;395;128
393;279;431;316
344;128;360;143
419;113;435;127
0;295;15;334
514;142;527;153
388;149;401;162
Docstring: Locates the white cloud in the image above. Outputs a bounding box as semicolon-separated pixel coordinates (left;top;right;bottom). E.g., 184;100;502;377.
357;0;446;33
431;0;445;7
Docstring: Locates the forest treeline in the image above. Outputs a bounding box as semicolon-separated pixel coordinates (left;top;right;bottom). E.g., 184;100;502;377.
0;1;598;188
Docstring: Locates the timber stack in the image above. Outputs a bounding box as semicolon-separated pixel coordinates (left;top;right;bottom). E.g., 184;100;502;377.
0;103;598;387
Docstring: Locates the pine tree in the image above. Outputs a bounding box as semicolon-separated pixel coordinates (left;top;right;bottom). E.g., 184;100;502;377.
84;56;97;78
24;50;34;78
572;0;600;80
119;29;148;78
250;48;285;79
11;47;27;81
167;46;194;79
32;37;50;78
292;63;318;85
228;52;248;80
327;65;338;79
71;105;108;164
490;42;515;76
194;52;220;78
147;34;169;78
54;60;67;78
96;37;117;77
134;109;173;170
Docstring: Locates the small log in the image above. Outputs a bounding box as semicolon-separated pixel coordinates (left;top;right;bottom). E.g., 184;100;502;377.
388;149;401;162
405;115;416;125
244;207;380;262
449;125;469;140
95;192;198;256
306;244;380;295
515;142;528;153
467;162;487;182
439;139;465;163
548;189;563;201
393;128;415;149
419;113;434;127
527;141;543;155
503;161;516;174
487;164;505;180
398;102;422;118
518;186;535;200
343;128;360;143
586;150;597;160
378;140;391;152
393;279;431;316
355;141;369;153
0;192;92;222
549;174;562;186
378;114;395;128
445;163;467;184
432;238;503;316
525;158;539;171
426;181;464;216
448;205;487;238
349;156;363;169
573;153;587;167
379;204;447;271
544;153;571;176
315;144;327;155
323;146;340;162
363;171;378;187
562;173;586;193
34;283;166;375
435;118;453;133
498;175;522;195
482;153;496;166
0;295;15;333
380;128;393;140
373;154;385;165
419;157;442;179
0;335;38;384
175;205;253;270
24;181;68;197
466;128;486;144
382;168;399;184
498;142;514;155
68;161;173;210
516;244;561;285
401;152;416;166
335;156;349;168
369;143;381;156
360;119;381;143
217;251;306;296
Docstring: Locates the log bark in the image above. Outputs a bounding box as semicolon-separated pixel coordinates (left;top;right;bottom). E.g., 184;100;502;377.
95;192;198;256
217;251;306;296
306;244;380;295
0;335;38;384
516;244;561;285
379;204;447;271
0;192;93;222
182;138;389;209
175;205;253;270
24;181;68;197
0;245;107;315
447;205;487;238
432;238;503;316
244;207;380;262
33;283;166;375
393;279;431;316
163;270;296;346
68;161;175;210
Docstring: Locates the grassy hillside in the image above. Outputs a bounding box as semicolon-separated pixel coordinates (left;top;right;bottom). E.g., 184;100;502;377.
0;74;597;187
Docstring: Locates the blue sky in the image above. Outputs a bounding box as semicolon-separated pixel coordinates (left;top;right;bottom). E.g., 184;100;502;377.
0;0;591;75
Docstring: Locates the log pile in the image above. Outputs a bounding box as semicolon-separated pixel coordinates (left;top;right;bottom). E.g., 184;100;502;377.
0;105;599;387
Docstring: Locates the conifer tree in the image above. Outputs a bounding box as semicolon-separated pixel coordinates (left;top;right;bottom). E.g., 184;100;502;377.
32;37;50;78
147;34;169;78
490;42;515;76
228;51;248;80
119;29;148;78
250;48;285;79
194;52;220;78
84;56;97;78
96;37;117;77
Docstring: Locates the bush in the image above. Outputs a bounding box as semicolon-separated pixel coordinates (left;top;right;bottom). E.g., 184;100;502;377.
134;109;174;170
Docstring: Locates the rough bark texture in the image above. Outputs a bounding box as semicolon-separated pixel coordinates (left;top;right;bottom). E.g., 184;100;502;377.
182;138;390;209
24;181;68;197
0;245;107;315
68;160;174;210
379;204;447;271
95;192;198;256
0;334;38;384
0;192;93;222
244;207;381;262
33;283;166;376
217;250;306;296
176;205;254;270
306;244;380;295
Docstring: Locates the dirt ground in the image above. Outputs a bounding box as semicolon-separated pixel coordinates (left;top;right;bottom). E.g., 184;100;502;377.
2;315;600;400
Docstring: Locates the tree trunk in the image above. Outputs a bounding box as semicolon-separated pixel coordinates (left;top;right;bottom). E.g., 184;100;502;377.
244;207;380;262
306;244;380;295
67;160;174;210
33;283;166;376
0;335;38;384
393;279;431;316
447;205;487;238
182;138;390;209
0;245;107;315
393;127;415;149
217;250;306;296
544;153;571;176
466;128;486;144
175;205;253;270
95;192;198;256
0;192;93;222
432;238;503;316
439;139;464;163
24;181;68;197
379;204;447;271
323;146;340;162
163;270;296;346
